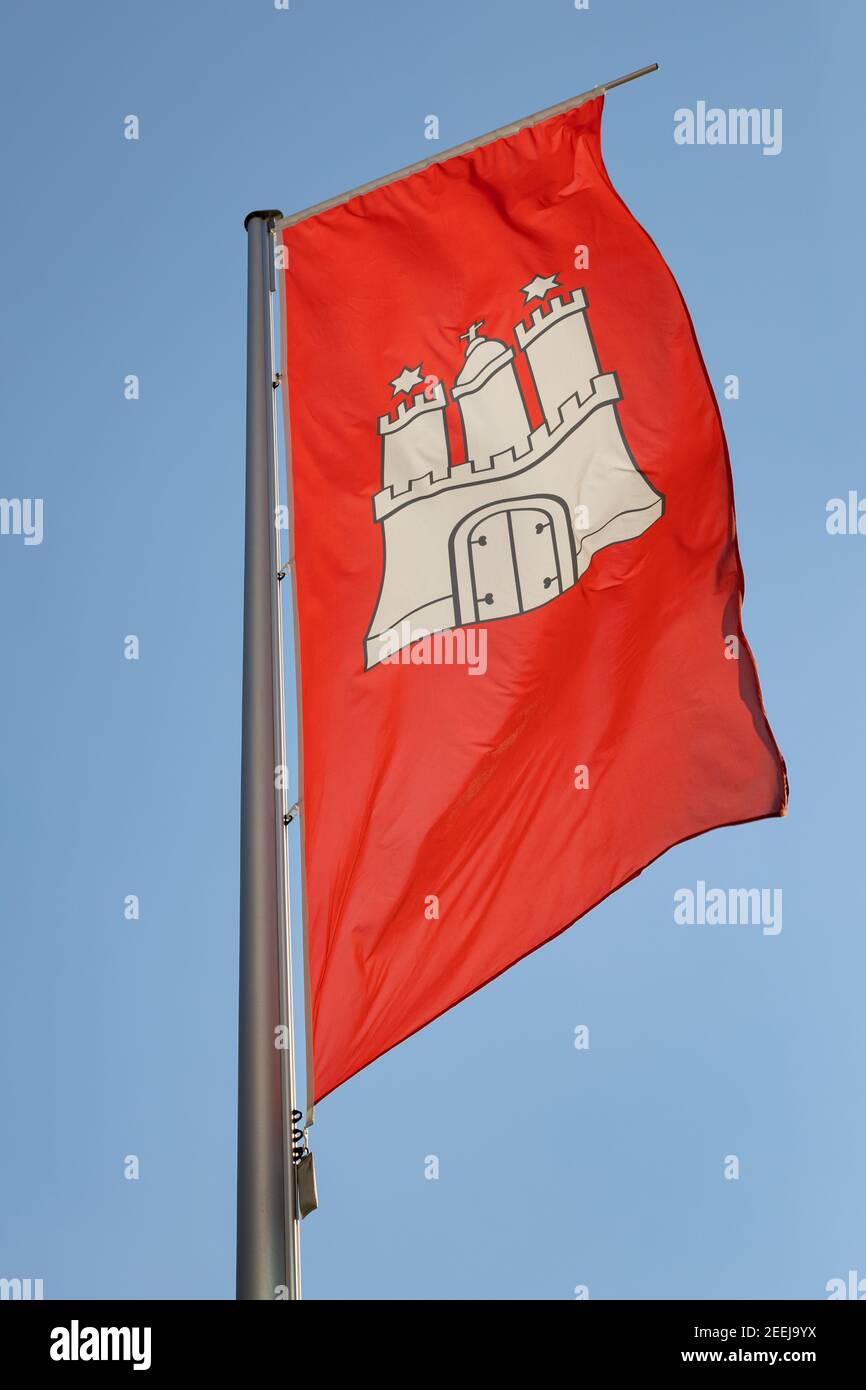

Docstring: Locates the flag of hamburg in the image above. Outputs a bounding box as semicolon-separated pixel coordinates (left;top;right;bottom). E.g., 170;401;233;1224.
278;95;787;1103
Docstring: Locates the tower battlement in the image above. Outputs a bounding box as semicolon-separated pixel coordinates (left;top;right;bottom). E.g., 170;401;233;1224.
514;289;587;351
372;371;621;521
378;380;447;434
371;277;607;515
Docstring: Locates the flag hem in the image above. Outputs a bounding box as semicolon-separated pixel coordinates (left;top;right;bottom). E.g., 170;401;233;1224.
277;237;318;1125
313;801;787;1105
589;93;789;817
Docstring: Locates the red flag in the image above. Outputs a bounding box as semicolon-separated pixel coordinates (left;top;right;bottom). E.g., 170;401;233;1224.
278;95;787;1104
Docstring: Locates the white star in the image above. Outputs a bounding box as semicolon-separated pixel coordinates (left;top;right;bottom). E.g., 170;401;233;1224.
390;364;424;397
521;273;560;303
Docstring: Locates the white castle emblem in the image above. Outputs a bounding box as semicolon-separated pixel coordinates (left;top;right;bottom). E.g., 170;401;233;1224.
364;273;664;670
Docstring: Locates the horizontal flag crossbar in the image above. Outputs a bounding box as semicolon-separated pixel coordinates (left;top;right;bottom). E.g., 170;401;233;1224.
272;63;658;231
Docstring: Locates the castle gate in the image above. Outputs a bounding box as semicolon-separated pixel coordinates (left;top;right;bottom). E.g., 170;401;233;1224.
450;495;577;626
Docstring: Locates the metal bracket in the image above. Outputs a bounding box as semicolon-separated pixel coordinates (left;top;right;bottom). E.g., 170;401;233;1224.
283;802;299;827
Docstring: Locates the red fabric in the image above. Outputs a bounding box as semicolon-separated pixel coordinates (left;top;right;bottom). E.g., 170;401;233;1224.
279;96;787;1104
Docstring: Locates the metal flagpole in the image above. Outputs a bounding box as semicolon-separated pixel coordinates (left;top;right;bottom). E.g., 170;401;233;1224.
273;63;658;231
237;209;301;1301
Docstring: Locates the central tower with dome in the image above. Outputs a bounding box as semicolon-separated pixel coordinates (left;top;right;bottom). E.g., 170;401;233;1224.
451;320;531;472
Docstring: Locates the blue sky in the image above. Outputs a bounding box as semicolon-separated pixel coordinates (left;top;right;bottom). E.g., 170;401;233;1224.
1;0;863;1300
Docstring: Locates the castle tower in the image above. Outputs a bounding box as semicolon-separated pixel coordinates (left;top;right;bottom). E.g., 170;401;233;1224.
515;290;600;426
378;380;450;496
451;321;530;470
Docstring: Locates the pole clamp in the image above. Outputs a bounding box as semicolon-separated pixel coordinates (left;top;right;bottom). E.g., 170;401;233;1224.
291;1109;318;1219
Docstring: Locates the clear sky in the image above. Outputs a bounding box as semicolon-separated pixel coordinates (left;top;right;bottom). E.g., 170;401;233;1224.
1;0;863;1300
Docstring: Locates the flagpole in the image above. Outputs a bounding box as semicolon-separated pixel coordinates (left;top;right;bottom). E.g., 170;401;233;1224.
273;63;658;231
237;209;301;1301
